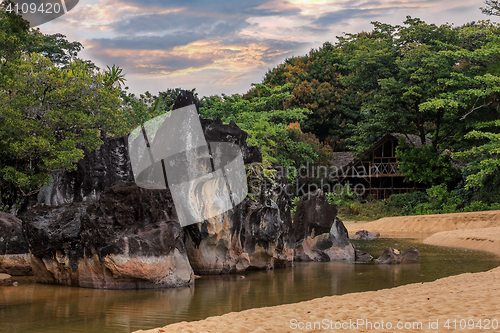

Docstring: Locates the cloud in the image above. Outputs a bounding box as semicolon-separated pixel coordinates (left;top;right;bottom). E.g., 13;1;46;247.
41;0;489;98
313;8;369;26
86;37;307;76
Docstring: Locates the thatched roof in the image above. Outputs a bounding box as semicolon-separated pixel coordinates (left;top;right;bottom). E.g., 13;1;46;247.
389;133;432;148
330;133;431;169
331;152;355;169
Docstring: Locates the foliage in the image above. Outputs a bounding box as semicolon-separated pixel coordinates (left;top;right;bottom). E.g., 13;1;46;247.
395;139;458;186
452;120;500;191
118;88;201;133
345;18;500;154
251;42;362;149
326;188;403;221
201;84;333;174
104;65;126;88
0;54;124;209
386;191;428;215
0;1;40;65
481;0;500;16
25;33;91;68
386;184;500;215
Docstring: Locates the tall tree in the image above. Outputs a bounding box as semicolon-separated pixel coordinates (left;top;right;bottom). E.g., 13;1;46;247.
0;54;125;209
346;18;500;153
481;0;500;16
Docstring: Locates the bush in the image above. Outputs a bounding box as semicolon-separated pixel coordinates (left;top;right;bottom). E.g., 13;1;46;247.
386;184;498;215
387;191;428;215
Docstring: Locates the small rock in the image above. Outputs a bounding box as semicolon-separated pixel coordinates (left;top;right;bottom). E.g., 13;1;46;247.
352;230;380;241
355;250;373;262
401;247;419;262
12;281;18;286
374;248;400;264
375;247;419;264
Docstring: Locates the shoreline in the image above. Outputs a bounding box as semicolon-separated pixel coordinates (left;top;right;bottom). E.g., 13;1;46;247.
135;211;500;333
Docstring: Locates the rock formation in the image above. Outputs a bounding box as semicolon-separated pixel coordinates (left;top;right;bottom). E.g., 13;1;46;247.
20;93;354;288
23;183;193;289
184;170;294;274
292;193;354;262
0;212;32;275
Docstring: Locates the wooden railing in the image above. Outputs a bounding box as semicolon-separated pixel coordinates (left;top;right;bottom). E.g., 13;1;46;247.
369;162;400;176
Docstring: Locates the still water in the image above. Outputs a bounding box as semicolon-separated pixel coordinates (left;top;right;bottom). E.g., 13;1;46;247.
1;238;499;333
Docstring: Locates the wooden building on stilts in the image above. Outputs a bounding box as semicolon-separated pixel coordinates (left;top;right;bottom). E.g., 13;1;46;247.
331;133;430;199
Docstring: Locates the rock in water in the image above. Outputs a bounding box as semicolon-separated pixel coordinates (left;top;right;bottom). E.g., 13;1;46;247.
374;247;419;264
352;230;380;241
292;193;354;262
0;273;11;281
401;247;420;262
374;248;400;264
23;183;194;289
0;212;32;276
355;250;373;262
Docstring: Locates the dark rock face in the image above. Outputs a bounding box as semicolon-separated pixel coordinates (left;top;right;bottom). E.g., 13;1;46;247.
36;134;134;206
0;212;32;275
36;120;260;208
201;118;262;165
352;230;380;241
374;247;419;264
183;171;294;274
22;116;274;287
23;183;193;289
292;193;354;262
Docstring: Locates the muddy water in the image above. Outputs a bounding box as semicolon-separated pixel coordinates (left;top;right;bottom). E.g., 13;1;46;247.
1;238;499;333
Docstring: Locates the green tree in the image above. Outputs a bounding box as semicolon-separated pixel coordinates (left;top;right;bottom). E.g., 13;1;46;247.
453;120;500;191
104;64;126;88
346;18;500;154
0;54;124;209
396;140;457;186
201;84;332;171
250;43;361;149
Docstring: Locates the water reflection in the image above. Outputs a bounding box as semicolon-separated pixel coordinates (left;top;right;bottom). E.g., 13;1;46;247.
0;238;498;333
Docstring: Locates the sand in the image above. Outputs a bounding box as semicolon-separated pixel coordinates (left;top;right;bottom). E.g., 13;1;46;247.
134;211;500;333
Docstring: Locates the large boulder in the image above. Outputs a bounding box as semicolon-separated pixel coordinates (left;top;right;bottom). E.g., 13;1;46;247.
183;171;294;274
292;192;354;262
0;212;32;275
21;107;295;285
23;183;193;289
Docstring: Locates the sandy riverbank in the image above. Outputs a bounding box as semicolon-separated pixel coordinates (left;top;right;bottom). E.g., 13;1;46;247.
135;211;500;333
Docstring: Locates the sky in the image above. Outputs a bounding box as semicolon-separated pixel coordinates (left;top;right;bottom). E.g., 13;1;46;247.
34;0;494;98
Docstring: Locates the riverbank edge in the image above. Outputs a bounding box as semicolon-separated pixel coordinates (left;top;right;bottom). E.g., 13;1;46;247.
134;210;500;333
